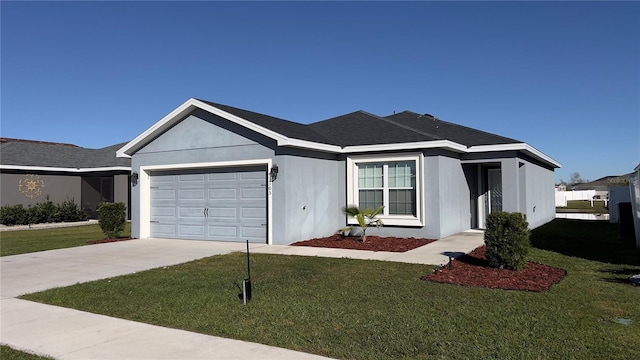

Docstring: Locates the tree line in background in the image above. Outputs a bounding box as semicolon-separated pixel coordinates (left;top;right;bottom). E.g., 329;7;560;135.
556;172;588;187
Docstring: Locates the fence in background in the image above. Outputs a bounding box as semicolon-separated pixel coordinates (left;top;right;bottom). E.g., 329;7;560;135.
555;190;596;207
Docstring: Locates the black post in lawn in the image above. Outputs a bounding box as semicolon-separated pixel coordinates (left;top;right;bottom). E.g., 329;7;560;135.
240;240;252;304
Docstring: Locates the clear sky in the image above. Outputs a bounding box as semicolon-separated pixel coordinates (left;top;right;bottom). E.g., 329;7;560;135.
2;1;638;183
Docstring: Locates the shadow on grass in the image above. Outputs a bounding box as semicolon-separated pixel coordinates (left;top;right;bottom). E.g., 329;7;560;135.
530;219;640;266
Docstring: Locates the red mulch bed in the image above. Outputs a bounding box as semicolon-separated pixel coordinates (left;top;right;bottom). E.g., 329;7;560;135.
422;245;566;292
87;237;135;244
291;234;435;252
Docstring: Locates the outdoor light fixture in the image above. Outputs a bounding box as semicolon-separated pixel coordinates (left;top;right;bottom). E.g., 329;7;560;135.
131;172;139;187
269;164;279;182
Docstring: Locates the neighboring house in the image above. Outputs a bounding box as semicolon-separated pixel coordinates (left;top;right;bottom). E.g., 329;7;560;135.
117;98;561;245
573;174;632;199
0;138;131;218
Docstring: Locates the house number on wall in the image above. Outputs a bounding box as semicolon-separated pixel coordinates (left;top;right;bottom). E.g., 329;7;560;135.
18;174;46;199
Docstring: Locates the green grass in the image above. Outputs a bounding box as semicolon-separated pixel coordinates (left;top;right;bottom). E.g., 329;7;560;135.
557;200;609;213
0;223;131;257
0;346;53;360
23;219;640;359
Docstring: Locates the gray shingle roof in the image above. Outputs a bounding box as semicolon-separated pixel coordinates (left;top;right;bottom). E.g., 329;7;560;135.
384;111;520;146
197;100;520;148
196;99;334;145
309;111;441;147
0;138;130;169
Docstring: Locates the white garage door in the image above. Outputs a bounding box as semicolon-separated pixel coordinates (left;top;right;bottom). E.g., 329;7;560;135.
150;166;267;243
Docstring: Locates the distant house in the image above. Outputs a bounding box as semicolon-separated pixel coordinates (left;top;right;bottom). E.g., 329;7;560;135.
118;98;561;245
573;174;632;200
0;138;131;218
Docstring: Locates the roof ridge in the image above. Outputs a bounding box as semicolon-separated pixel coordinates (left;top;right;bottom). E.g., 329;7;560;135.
0;137;79;147
380;114;446;141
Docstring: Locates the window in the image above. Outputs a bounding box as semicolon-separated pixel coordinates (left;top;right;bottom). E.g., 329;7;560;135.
347;154;423;226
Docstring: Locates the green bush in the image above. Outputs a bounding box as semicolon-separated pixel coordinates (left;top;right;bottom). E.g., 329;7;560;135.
484;211;530;270
58;199;88;222
28;199;58;223
0;199;87;226
97;202;127;239
0;204;28;226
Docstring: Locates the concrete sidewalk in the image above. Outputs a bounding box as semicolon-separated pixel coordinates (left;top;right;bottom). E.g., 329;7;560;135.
1;231;484;359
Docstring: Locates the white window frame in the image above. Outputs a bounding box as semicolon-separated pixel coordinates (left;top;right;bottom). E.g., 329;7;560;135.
346;153;424;227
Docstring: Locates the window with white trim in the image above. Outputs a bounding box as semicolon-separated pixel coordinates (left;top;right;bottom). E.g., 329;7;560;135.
347;154;423;226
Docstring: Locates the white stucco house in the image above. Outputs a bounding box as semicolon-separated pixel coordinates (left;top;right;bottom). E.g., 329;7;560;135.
117;98;561;245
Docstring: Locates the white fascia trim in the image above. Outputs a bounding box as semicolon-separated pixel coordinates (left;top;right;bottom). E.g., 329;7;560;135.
343;140;467;154
467;143;562;168
0;165;131;173
138;159;273;245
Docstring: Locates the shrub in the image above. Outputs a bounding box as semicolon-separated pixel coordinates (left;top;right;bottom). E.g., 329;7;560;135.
29;199;59;223
98;202;127;239
58;198;88;222
0;204;28;226
0;199;88;226
484;211;530;270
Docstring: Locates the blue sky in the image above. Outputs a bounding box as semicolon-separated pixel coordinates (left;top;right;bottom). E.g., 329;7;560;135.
2;1;638;183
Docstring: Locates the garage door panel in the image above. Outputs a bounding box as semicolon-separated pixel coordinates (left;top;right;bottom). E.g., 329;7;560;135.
208;188;237;200
207;172;238;181
150;167;267;243
179;189;206;200
208;207;237;219
178;174;206;182
240;171;265;181
208;225;238;239
242;226;266;240
178;207;205;219
242;188;266;200
241;207;266;220
152;207;176;217
152;224;177;237
152;189;176;200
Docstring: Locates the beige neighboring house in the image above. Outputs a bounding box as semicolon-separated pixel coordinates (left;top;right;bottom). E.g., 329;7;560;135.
0;138;131;219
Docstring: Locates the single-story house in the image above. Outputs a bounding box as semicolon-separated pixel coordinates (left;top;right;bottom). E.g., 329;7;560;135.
117;98;561;245
0;138;131;218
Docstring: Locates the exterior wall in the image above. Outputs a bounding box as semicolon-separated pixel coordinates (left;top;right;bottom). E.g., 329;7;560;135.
114;174;131;219
0;172;82;207
273;155;344;244
500;158;548;228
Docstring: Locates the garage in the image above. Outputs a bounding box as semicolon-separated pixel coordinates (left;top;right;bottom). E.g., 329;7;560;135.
149;166;267;243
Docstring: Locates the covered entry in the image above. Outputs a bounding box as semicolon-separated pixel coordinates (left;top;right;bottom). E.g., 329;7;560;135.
149;166;267;243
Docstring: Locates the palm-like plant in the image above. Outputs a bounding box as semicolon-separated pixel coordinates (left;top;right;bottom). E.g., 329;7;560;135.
341;205;384;242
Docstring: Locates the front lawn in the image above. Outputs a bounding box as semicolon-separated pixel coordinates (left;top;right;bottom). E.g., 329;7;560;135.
0;346;53;360
23;220;640;359
0;223;131;256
